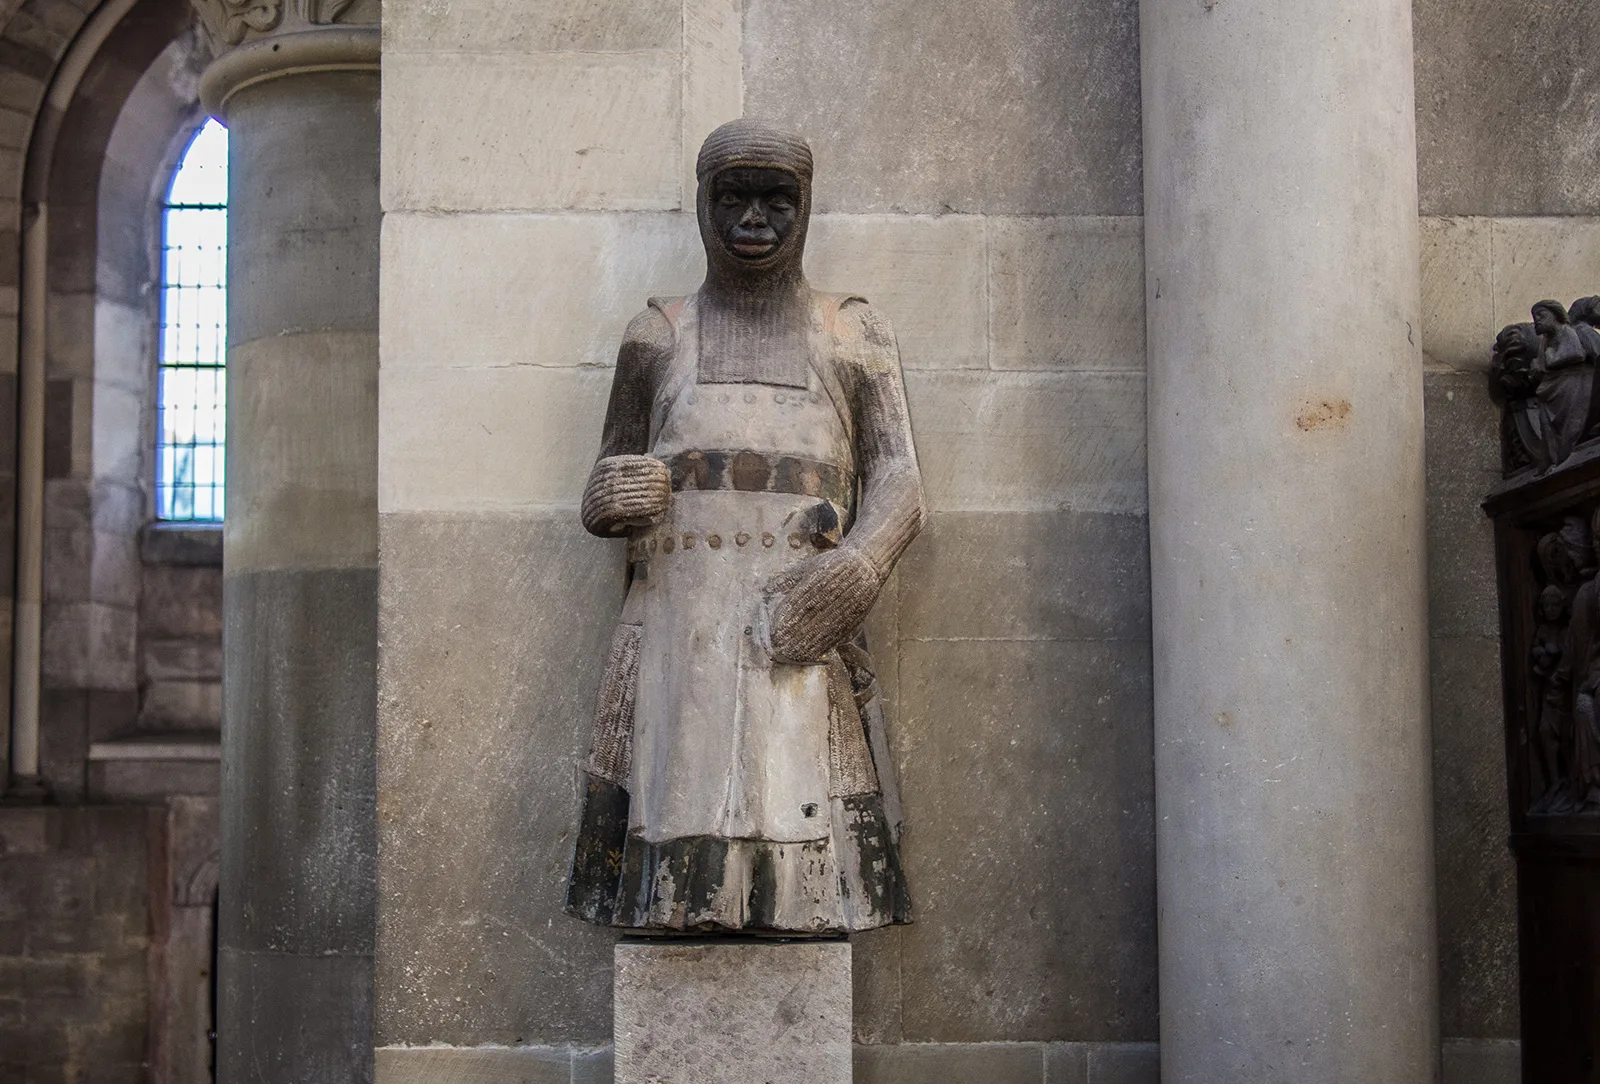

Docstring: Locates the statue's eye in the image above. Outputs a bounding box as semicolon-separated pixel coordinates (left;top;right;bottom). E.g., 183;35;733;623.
768;196;793;212
718;193;742;207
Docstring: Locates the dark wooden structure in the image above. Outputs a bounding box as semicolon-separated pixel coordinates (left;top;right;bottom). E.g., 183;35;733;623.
1486;442;1600;1083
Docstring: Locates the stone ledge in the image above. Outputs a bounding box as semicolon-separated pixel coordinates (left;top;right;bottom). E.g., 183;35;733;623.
140;521;222;567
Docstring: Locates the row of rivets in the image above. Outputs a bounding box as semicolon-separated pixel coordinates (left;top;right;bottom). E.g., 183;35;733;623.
683;390;823;406
635;530;813;557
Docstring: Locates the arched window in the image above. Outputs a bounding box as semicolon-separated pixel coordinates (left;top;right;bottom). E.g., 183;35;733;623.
156;118;228;521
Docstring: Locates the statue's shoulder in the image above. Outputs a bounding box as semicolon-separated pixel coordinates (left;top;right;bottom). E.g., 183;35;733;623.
819;293;898;356
618;298;681;359
644;296;691;335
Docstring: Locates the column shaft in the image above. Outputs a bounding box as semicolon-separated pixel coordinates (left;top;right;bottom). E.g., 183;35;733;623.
217;68;380;1083
1141;1;1437;1080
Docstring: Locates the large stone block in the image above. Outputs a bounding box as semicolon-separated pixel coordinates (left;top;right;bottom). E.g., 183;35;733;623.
380;212;703;373
218;948;373;1084
744;0;1141;215
376;511;622;1044
898;510;1150;643
1430;635;1518;1040
384;52;680;213
615;942;851;1084
681;0;743;203
385;0;679;53
989;217;1145;372
141;565;222;640
1440;1038;1521;1084
1420;217;1494;372
855;1042;1043;1084
905;370;1146;515
378;365;611;514
227;72;380;343
1423;372;1501;641
221;566;376;957
806;214;988;370
375;1045;572;1084
1488;217;1600;332
1415;0;1600;215
897;639;1157;1041
226;332;379;574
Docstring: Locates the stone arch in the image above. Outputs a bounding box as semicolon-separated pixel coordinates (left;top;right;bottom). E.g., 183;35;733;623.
6;0;205;795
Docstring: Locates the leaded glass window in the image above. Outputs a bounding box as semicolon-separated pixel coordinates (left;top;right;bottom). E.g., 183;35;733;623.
156;119;227;521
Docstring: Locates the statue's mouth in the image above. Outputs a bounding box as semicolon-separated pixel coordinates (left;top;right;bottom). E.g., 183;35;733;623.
731;241;777;258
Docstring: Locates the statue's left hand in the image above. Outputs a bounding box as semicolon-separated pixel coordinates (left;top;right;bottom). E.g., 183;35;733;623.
760;547;883;664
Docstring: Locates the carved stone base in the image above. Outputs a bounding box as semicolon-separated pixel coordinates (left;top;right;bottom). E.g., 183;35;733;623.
614;940;851;1084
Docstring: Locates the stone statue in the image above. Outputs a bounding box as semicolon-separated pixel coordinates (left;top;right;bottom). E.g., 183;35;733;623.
1489;297;1600;475
565;119;924;933
1532;300;1598;467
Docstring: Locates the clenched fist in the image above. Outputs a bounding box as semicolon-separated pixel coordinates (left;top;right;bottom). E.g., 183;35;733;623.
760;546;883;664
581;454;672;536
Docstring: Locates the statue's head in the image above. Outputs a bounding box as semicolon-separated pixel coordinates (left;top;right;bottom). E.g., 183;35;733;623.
1572;296;1600;329
695;119;813;283
1532;300;1569;338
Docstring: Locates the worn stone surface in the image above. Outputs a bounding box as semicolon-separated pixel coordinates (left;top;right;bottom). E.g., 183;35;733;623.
226;73;381;345
989;217;1145;372
905;371;1146;515
1487;217;1600;333
744;0;1141;215
0;808;153;1083
384;0;679;54
221;566;376;956
376;511;620;1044
217;949;373;1084
378;366;611;514
374;1045;573;1084
855;1042;1042;1084
383;52;680;213
614;942;850;1084
1420;216;1494;372
1424;373;1502;640
1430;636;1518;1038
898;638;1156;1041
226;332;380;574
1440;1039;1521;1084
1086;1042;1160;1084
1421;371;1517;1038
804;214;988;370
1415;0;1600;216
899;511;1150;643
380;212;703;373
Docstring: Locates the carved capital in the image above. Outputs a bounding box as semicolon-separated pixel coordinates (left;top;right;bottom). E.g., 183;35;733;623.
190;0;378;118
191;0;375;48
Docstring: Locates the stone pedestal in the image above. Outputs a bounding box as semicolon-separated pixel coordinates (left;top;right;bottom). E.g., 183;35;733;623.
615;941;852;1084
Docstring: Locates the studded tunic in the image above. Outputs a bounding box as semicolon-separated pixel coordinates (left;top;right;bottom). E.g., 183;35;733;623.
565;290;921;933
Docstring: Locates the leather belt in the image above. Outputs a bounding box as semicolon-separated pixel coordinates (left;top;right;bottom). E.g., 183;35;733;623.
664;449;852;507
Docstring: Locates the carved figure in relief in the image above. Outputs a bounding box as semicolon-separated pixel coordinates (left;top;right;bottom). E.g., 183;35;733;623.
565;120;924;933
1531;301;1598;468
1489;322;1545;472
1532;583;1571;805
1533;515;1600;813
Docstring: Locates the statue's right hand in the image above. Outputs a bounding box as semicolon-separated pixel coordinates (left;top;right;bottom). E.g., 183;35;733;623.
582;455;671;536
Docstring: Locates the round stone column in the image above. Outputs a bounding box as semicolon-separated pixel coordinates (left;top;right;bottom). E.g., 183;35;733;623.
190;8;380;1081
1141;1;1437;1081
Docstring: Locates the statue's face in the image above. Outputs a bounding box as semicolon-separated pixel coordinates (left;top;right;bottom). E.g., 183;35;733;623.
709;167;802;262
1534;308;1558;337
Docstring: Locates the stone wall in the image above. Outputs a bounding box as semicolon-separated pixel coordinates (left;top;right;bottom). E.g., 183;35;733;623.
377;0;1156;1076
0;806;155;1083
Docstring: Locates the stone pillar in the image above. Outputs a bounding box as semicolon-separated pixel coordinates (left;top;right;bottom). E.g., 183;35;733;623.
1141;1;1437;1082
188;3;380;1080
